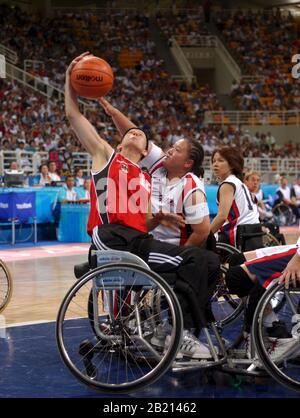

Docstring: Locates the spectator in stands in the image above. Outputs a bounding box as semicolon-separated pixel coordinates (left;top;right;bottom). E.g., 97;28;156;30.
48;161;61;182
57;176;78;203
74;167;84;187
78;178;91;202
9;161;19;171
37;163;52;187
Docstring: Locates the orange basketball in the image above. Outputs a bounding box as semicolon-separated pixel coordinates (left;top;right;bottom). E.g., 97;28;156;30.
70;56;114;99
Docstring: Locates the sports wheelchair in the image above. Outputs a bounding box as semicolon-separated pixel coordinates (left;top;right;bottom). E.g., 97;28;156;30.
56;249;300;394
211;223;285;329
272;203;297;227
0;259;13;313
56;249;227;393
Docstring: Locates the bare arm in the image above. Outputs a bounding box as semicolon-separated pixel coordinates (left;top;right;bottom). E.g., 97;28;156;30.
99;97;136;137
210;183;235;234
184;190;210;247
65;53;113;171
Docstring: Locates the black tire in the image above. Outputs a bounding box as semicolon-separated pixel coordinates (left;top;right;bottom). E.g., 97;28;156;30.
252;281;300;393
56;263;183;394
212;243;244;327
0;259;13;313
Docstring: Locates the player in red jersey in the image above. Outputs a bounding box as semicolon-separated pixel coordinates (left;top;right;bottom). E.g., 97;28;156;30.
65;53;220;359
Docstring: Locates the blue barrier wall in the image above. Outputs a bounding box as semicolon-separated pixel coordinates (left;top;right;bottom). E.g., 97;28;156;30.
0;184;280;243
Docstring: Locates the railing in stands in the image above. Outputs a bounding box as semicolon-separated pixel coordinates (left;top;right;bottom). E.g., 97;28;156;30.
204;110;300;126
1;151;299;182
5;62;95;115
169;36;196;84
0;44;18;65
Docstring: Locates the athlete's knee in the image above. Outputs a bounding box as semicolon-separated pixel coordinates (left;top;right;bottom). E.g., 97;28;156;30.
225;265;254;297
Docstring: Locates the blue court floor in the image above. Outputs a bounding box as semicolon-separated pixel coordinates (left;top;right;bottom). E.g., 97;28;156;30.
1;320;299;398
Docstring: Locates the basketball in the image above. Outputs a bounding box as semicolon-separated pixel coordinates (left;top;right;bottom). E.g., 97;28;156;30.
70;56;114;99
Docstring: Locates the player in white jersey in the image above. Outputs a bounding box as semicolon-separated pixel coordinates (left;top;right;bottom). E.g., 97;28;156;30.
291;176;300;214
274;176;299;223
148;138;210;247
291;177;300;208
211;146;261;250
244;170;273;221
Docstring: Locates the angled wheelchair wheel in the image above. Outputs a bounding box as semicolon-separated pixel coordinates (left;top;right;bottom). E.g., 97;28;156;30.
212;243;244;327
262;232;280;248
272;204;294;226
56;263;183;393
0;259;13;313
252;281;300;393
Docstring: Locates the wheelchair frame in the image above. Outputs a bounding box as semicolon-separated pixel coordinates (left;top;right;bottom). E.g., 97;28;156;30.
56;250;300;394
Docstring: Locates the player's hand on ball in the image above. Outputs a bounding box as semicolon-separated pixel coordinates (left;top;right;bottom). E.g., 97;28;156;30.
66;52;91;76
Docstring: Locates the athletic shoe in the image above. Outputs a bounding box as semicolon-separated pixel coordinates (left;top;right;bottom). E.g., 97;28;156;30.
150;321;172;348
245;332;299;363
165;329;215;360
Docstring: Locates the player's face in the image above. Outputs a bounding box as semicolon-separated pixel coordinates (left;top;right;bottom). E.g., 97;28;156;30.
163;139;192;172
121;129;148;157
245;175;260;193
212;152;232;180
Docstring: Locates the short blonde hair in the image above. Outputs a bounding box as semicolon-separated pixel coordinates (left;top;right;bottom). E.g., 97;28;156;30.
244;171;261;182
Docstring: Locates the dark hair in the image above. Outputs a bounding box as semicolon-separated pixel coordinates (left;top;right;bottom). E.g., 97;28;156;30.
74;167;82;175
212;146;244;180
185;139;204;178
121;127;149;151
39;163;48;171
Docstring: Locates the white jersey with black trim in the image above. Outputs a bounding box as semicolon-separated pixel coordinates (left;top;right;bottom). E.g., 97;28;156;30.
218;174;260;246
292;184;300;205
151;170;209;246
276;186;291;201
255;189;264;202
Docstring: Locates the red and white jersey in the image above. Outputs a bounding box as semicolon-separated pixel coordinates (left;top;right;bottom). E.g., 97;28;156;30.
151;168;209;246
87;152;151;236
218;174;260;246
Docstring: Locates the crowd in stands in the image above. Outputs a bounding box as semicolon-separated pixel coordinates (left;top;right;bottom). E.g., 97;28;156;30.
155;8;210;46
153;5;300;112
1;72;300;176
214;9;300;111
1;3;300;174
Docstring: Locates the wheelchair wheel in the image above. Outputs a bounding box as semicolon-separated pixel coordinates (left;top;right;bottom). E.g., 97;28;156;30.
262;233;280;248
0;259;13;313
56;263;183;393
212;243;244;327
252;281;300;393
272;204;294;226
